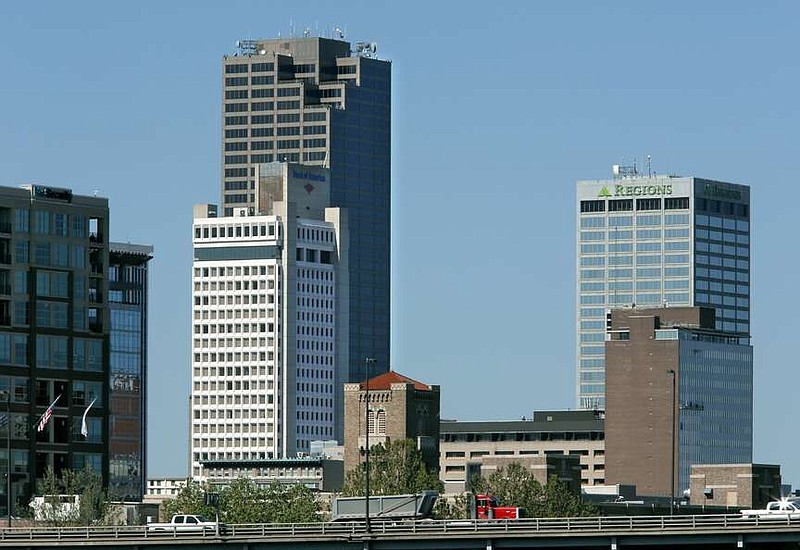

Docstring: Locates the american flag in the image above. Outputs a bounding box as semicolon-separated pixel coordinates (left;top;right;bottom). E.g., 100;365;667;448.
36;395;61;433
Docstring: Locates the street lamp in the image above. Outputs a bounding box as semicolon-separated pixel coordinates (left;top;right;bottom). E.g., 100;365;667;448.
0;390;10;526
363;357;376;534
667;369;676;516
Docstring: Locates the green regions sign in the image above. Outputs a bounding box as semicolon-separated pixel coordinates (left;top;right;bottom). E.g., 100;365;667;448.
703;183;742;201
598;184;673;198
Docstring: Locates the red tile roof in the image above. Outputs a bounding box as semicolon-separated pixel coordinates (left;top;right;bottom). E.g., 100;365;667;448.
360;371;431;391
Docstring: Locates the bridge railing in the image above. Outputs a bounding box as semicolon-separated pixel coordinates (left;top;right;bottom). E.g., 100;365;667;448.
0;514;797;542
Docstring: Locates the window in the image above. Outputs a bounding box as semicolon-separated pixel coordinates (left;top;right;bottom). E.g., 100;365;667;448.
665;197;689;209
225;77;248;86
251;88;273;98
580;200;605;213
252;102;274;112
251;63;274;72
225;64;248;74
225;155;247;165
251;115;274;125
277;100;300;110
225;89;248;100
251;75;274;85
224;103;248;113
636;198;661;210
277;87;300;97
277;126;300;136
225;116;247;126
608;199;633;212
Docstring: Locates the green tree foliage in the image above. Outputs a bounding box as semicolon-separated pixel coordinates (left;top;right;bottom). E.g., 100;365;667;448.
341;439;442;497
162;478;321;524
433;492;469;520
472;462;596;518
161;480;215;520
35;467;108;526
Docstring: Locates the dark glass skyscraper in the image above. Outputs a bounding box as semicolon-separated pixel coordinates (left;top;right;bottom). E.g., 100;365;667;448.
108;243;152;501
221;36;391;383
0;184;108;514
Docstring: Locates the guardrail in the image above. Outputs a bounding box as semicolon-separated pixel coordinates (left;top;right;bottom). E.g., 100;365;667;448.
0;514;798;543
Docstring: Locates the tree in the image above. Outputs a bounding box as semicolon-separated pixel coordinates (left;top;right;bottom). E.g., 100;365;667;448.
433;492;469;520
472;463;596;518
219;479;321;524
161;480;215;520
161;478;322;524
34;467;108;526
341;439;442;497
266;483;319;523
219;477;269;523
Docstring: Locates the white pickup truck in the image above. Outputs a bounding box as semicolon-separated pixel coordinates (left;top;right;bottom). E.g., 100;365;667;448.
741;499;800;519
147;514;223;533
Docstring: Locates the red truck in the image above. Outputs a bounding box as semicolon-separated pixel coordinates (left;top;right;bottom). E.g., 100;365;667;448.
475;494;522;519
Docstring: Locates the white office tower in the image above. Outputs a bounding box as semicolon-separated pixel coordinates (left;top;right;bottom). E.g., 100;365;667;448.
576;168;750;410
190;163;348;479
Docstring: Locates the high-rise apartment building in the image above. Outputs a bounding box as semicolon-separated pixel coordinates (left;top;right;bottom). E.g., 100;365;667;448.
191;163;348;478
576;171;750;409
604;306;752;497
0;184;109;514
221;36;391;383
108;242;153;501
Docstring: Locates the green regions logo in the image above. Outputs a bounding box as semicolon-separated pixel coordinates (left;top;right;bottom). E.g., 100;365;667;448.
703;183;742;201
597;184;673;198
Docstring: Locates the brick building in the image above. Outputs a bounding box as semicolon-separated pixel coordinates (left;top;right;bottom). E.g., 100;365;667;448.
605;306;752;498
689;463;780;508
439;410;605;493
343;372;439;473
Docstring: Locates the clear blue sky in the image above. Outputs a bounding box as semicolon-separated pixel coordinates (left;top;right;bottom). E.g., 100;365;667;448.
1;1;798;483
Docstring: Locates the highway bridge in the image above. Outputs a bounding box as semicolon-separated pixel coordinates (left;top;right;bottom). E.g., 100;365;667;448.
1;514;800;549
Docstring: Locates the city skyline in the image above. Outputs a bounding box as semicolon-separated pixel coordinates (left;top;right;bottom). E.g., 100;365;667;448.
2;2;799;484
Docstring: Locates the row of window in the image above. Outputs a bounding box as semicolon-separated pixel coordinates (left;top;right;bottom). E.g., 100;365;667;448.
580;197;690;213
194;223;277;240
224;100;303;113
225;112;326;127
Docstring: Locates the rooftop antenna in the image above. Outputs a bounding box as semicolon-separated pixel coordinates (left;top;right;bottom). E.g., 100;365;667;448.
647;155;652;178
289;19;294;38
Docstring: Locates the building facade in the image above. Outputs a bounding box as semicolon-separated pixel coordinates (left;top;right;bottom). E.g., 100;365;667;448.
689;463;780;508
439;410;606;493
108;243;153;501
604;307;753;498
221;36;391;390
343;371;440;474
191;163;348;479
0;184;109;514
576;172;750;409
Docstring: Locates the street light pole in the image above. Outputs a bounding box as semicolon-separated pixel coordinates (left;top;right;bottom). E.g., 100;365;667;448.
1;391;10;526
668;369;676;516
363;357;375;534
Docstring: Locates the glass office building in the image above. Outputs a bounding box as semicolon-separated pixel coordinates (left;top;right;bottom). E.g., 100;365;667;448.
221;37;391;385
108;243;152;501
0;184;109;514
576;175;750;409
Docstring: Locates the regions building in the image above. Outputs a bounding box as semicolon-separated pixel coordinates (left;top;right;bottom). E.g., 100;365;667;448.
190;163;348;480
221;36;391;396
604;306;753;498
343;371;440;474
576;170;750;409
108;243;153;501
439;410;606;493
0;184;109;514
